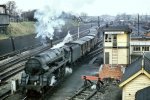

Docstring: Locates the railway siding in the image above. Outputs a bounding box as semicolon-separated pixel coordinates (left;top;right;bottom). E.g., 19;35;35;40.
0;27;96;100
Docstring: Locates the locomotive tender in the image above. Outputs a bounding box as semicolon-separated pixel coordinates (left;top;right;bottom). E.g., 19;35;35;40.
20;27;98;95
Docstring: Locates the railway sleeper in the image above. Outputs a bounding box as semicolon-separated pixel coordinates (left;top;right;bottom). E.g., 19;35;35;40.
74;96;86;100
80;92;90;96
73;98;83;100
85;90;97;100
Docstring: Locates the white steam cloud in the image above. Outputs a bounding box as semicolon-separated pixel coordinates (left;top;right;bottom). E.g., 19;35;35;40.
34;0;95;42
34;5;65;40
50;75;56;86
65;67;73;75
52;31;73;49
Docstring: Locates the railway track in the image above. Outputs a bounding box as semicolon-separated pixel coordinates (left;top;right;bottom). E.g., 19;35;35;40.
0;24;93;61
87;92;104;100
0;62;25;81
87;39;103;58
0;28;91;83
66;85;97;100
0;90;11;100
0;45;51;82
66;80;113;100
0;28;93;100
66;81;105;100
0;43;42;61
0;45;50;71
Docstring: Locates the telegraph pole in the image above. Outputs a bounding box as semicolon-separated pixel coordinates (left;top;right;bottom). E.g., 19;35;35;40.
138;14;140;35
98;16;100;27
73;16;82;39
77;17;82;39
97;16;100;38
77;21;80;39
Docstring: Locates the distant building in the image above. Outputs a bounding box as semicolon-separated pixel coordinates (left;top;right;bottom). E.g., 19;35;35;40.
119;55;150;100
130;34;150;62
0;5;7;14
102;25;132;67
0;5;9;34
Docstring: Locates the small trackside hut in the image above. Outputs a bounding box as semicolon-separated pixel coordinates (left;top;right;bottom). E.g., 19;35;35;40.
119;54;150;100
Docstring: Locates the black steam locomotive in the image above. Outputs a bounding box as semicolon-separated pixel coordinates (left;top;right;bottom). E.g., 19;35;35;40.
20;28;98;95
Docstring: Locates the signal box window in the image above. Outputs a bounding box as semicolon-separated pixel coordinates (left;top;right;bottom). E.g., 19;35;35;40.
133;46;140;51
142;46;149;51
105;34;112;42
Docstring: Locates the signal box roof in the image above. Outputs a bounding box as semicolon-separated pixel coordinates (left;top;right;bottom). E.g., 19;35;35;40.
102;25;132;34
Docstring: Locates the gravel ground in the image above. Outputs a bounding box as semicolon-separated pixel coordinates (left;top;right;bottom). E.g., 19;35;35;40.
4;55;100;100
47;59;100;100
3;54;122;100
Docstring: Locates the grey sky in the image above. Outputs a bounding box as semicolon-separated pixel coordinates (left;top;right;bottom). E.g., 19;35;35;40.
1;0;150;15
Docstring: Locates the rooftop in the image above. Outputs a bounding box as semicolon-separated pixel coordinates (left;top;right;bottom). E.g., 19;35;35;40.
119;53;150;87
102;25;132;33
131;33;150;39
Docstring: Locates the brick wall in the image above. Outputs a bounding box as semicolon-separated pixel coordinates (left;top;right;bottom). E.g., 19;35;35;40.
99;64;123;80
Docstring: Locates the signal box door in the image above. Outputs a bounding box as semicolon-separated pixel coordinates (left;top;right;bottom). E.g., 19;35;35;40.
105;52;109;64
113;35;117;47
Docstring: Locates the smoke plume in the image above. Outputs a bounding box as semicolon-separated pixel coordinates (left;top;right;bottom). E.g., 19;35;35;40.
52;31;73;49
34;0;94;42
34;5;65;40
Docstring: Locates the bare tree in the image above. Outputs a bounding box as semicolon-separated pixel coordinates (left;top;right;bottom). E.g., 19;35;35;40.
21;10;36;21
6;1;16;16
